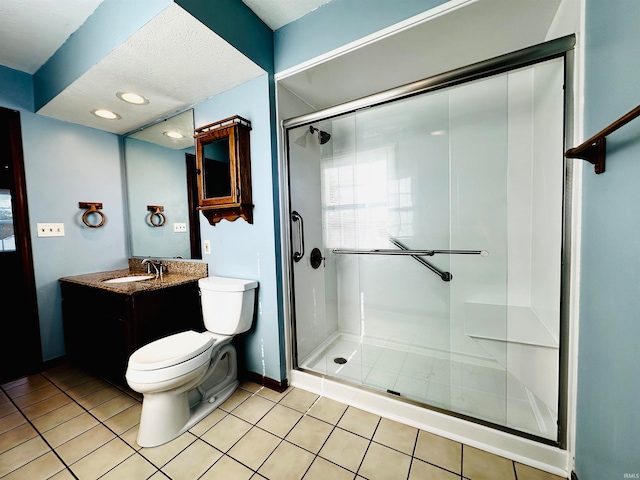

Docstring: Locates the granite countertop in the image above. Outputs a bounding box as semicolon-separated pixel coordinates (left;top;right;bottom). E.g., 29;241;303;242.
59;259;209;295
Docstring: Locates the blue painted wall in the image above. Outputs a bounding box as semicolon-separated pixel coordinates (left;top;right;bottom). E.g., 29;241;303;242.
0;65;33;111
23;115;128;361
194;74;285;381
576;0;640;478
1;69;127;361
274;0;448;72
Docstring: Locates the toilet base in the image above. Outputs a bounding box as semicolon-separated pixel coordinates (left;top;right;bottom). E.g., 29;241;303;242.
136;344;239;448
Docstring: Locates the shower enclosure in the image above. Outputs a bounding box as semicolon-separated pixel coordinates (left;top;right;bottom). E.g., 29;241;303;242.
283;45;570;443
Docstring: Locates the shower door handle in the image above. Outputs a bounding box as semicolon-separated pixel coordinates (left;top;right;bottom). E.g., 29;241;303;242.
291;211;305;262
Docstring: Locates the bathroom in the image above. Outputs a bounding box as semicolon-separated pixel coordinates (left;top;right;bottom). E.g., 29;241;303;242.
0;1;639;479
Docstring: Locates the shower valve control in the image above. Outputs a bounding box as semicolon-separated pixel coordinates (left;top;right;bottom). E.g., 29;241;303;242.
310;247;325;269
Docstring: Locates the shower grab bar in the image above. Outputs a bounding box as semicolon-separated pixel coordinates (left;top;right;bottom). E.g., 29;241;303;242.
291;211;305;262
388;237;452;282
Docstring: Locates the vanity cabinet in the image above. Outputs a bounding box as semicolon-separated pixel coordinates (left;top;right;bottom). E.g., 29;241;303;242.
61;281;204;383
195;115;253;225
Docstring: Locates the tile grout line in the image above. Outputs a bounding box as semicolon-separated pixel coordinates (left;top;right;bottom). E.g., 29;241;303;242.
43;371;153;479
354;416;382;479
36;370;160;480
264;389;463;479
5;370;548;480
0;374;81;480
406;428;420;480
193;385;290;477
241;386;323;477
210;386;357;478
299;395;353;477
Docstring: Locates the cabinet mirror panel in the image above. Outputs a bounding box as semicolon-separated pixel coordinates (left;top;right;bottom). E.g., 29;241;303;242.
203;135;232;199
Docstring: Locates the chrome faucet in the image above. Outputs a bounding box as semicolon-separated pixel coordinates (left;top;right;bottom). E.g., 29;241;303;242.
141;258;153;274
141;259;166;279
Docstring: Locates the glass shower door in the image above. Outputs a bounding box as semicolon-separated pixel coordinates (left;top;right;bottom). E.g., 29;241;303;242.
347;91;456;409
287;55;564;441
343;76;510;424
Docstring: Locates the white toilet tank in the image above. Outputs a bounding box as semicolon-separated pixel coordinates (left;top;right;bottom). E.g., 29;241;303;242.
198;276;258;335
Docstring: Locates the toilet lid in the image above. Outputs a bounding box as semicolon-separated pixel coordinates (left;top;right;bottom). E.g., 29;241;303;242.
129;330;214;371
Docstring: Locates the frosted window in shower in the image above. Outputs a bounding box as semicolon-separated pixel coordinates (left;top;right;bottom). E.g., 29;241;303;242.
322;145;411;249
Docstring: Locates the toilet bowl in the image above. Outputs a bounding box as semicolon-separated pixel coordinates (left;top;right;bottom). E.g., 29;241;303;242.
125;276;257;447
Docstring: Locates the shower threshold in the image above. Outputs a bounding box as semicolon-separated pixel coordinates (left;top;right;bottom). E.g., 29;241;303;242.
298;332;556;440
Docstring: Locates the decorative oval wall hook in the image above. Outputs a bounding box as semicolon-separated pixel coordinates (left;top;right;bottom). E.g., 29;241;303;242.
79;202;106;228
147;205;166;227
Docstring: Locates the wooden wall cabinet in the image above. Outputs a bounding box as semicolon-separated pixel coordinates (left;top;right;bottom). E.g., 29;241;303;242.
61;281;203;383
195;115;253;225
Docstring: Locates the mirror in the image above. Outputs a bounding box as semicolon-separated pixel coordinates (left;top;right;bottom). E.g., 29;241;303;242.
124;109;201;259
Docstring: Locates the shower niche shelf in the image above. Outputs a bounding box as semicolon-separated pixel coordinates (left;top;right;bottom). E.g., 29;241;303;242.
195;115;253;225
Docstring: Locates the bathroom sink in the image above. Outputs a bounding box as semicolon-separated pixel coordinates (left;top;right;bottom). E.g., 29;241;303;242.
103;275;155;284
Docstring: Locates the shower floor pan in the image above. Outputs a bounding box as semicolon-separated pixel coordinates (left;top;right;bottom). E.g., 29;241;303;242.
298;332;556;440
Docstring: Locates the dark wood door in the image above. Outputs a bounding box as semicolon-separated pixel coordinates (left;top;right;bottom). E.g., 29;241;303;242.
0;107;42;383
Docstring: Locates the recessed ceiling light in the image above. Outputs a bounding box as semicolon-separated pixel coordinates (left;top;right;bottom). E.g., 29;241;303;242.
91;109;121;120
163;130;184;139
116;92;149;105
430;130;447;136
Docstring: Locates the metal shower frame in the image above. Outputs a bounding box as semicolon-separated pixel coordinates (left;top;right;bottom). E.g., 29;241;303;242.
279;34;577;448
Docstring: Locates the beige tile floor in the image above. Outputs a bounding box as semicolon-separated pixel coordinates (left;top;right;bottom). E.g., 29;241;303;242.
0;363;566;480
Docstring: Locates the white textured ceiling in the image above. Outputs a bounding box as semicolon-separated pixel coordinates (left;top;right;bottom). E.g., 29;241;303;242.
0;0;105;74
0;0;324;138
241;0;331;30
37;4;265;135
0;0;320;76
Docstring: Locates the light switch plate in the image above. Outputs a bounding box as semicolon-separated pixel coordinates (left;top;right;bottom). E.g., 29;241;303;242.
37;223;65;237
173;222;187;233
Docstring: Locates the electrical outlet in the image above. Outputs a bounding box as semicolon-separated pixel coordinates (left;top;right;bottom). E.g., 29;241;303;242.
37;223;65;237
173;223;187;233
204;240;211;254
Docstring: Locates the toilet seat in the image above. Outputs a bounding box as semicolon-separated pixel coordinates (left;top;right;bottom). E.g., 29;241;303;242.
126;330;215;384
130;330;214;371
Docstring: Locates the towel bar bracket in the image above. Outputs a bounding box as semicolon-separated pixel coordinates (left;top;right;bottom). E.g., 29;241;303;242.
565;137;606;174
565;103;640;174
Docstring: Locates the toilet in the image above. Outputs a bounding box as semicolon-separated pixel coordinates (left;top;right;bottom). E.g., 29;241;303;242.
125;276;257;447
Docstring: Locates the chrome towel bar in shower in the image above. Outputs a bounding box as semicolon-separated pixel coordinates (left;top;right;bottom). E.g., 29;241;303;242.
331;248;488;257
332;242;488;282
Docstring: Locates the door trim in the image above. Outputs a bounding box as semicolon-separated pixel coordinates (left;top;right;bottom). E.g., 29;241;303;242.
1;106;42;380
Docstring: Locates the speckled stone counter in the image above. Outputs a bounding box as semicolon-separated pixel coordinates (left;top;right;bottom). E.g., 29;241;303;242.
127;258;209;277
59;260;208;295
